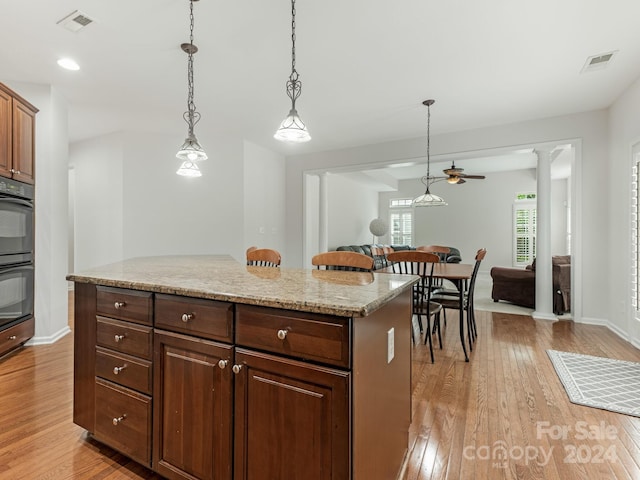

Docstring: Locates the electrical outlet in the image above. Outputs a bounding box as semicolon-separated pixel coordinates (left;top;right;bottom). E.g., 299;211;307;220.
387;328;394;363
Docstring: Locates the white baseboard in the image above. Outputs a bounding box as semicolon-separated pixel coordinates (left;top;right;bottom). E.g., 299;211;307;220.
26;325;71;346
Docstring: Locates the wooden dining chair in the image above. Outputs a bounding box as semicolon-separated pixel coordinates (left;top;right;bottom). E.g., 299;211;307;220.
387;250;442;362
430;248;486;349
416;245;451;290
246;248;281;267
311;251;374;272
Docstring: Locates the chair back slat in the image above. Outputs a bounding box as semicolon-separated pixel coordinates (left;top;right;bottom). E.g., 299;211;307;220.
247;248;281;267
311;251;374;272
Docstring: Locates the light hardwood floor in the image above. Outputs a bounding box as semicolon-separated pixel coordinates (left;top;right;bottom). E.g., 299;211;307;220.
1;296;639;479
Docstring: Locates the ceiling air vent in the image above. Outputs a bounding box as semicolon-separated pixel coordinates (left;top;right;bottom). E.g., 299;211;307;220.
581;51;617;73
57;10;95;33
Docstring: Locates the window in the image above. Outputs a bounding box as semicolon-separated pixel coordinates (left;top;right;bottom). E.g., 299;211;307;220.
513;193;536;266
390;198;413;245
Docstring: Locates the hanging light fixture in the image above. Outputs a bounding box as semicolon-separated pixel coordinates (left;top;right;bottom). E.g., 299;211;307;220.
412;99;447;207
176;0;207;177
274;0;311;143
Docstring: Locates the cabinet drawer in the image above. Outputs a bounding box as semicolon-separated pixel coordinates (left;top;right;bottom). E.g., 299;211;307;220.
236;305;350;368
96;286;152;326
96;317;153;360
155;294;233;343
95;347;152;395
0;317;34;358
94;378;151;467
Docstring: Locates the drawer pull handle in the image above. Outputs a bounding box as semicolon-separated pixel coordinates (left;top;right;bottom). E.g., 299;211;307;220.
112;414;127;426
114;334;125;343
218;359;228;369
277;329;288;340
8;335;17;341
181;313;194;323
113;365;127;375
232;364;242;374
114;301;125;309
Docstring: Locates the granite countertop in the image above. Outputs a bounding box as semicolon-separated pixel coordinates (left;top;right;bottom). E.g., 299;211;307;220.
66;255;419;317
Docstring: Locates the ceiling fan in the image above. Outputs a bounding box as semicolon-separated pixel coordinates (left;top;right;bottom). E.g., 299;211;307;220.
442;162;486;184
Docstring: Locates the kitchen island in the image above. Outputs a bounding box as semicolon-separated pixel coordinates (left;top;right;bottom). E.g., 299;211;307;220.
67;255;418;480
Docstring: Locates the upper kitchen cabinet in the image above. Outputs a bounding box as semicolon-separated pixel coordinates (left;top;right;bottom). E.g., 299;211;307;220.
0;83;38;185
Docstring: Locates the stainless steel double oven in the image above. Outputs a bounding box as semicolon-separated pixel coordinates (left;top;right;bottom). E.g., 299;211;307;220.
0;177;34;331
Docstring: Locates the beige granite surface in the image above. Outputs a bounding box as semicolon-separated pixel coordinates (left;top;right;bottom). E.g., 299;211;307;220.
66;255;419;317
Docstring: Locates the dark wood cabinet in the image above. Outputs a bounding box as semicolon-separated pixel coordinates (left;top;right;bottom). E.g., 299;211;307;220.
153;329;233;480
0;83;37;184
72;281;412;480
0;317;34;358
233;348;350;480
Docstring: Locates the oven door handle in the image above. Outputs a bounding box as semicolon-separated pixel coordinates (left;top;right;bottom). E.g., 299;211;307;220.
1;197;33;208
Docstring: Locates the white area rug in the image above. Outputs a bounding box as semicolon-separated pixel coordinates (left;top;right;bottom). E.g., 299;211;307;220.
547;350;640;417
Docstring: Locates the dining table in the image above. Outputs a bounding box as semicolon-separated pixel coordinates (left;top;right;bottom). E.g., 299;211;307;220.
381;261;475;361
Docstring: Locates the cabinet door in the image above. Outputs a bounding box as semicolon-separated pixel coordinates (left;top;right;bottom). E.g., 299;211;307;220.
0;88;11;179
153;330;233;480
234;348;350;480
12;99;36;184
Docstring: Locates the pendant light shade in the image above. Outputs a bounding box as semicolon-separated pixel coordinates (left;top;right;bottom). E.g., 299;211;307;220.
176;0;207;176
412;99;447;207
176;160;202;177
274;0;311;143
177;133;208;162
274;108;310;143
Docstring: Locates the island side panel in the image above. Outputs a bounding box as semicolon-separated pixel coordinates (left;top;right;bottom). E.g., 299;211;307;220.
73;282;97;432
352;289;412;480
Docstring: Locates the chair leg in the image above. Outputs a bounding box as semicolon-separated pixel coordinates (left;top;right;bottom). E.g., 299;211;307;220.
435;313;442;349
422;314;434;363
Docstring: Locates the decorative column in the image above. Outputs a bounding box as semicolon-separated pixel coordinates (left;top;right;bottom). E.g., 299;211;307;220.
319;172;329;253
533;147;557;320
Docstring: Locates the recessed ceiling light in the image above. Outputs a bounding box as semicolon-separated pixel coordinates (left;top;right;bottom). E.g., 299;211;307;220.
57;58;80;71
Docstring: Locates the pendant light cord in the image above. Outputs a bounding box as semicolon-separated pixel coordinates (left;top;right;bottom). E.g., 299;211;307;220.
426;101;431;179
287;0;301;107
184;0;200;135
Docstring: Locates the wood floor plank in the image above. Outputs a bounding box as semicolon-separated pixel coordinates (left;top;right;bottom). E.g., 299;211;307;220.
2;295;640;479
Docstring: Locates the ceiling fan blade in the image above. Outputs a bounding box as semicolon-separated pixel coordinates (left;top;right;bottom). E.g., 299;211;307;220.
460;175;485;179
456;178;466;184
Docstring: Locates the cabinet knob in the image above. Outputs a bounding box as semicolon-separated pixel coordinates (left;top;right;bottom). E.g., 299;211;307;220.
8;335;17;341
232;364;243;374
114;301;125;309
114;334;125;343
277;329;288;340
218;359;228;369
112;414;127;426
181;313;194;323
113;365;127;375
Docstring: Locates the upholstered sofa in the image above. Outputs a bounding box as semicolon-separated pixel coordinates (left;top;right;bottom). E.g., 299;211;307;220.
335;244;461;271
490;255;571;314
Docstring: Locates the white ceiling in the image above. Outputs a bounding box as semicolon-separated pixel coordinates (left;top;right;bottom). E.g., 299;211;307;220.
0;0;638;169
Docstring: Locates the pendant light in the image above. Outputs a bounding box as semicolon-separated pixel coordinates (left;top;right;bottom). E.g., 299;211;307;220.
176;0;207;177
274;0;311;143
412;99;447;207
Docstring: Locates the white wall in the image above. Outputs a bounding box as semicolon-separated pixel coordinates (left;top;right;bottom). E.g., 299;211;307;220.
608;74;640;346
326;174;379;251
377;170;568;271
9;81;69;343
243;140;286;262
70;133;124;272
286;110;609;325
71;130;248;268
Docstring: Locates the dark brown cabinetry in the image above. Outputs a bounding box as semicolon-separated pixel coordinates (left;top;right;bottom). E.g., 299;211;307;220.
92;286;153;466
0;316;34;358
0;83;37;185
73;282;411;480
153;330;233;480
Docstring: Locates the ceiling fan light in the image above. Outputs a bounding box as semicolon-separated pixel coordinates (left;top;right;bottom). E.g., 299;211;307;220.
447;176;460;184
